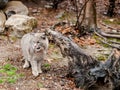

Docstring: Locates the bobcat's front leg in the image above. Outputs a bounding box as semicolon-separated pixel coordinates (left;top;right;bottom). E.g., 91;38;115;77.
38;61;42;74
30;60;39;77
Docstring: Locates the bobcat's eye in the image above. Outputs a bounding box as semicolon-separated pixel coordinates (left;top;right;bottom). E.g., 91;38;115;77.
41;36;46;40
37;41;40;43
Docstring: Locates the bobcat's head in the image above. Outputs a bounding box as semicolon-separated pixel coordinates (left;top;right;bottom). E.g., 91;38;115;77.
30;33;48;53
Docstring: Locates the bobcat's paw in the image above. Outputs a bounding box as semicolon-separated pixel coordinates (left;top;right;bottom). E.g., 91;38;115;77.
32;71;39;77
39;69;42;74
23;63;30;69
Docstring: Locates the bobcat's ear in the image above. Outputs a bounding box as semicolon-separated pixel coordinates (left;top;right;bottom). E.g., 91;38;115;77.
30;33;35;36
41;33;46;40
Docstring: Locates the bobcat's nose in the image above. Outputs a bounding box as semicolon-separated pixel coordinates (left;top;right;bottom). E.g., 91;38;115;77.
37;47;41;50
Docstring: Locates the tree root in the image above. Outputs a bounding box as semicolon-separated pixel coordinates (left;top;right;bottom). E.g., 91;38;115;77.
94;29;120;50
96;28;120;39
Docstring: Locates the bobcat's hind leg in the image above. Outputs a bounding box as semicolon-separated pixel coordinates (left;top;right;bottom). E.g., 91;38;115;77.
23;59;30;69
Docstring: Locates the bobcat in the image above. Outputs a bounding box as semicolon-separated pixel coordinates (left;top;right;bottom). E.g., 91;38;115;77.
21;32;49;76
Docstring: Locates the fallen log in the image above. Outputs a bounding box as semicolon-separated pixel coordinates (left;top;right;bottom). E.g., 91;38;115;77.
46;28;120;90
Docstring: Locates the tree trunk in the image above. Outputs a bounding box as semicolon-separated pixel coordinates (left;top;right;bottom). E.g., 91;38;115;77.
75;0;97;35
107;0;116;17
84;0;97;31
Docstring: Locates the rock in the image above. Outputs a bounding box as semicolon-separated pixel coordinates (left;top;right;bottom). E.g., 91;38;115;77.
112;30;117;33
60;80;65;86
0;10;6;33
3;1;29;18
5;14;37;38
0;0;8;9
32;8;38;13
55;11;65;19
109;19;114;22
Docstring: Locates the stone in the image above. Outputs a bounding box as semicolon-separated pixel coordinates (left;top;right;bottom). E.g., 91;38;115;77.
0;10;6;33
32;9;38;13
5;14;37;38
3;1;29;18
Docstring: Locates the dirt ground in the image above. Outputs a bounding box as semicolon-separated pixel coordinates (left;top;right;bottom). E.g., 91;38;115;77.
0;1;119;90
0;1;79;90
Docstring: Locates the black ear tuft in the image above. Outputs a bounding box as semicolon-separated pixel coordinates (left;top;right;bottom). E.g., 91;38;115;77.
41;34;46;40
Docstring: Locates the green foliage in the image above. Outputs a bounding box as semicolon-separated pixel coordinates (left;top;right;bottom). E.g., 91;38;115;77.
7;77;17;83
42;63;51;71
3;64;17;71
0;64;23;84
43;63;51;69
37;82;44;88
0;79;5;83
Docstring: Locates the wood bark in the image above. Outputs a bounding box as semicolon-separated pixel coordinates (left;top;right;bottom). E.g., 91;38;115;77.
107;0;116;17
84;0;97;29
74;0;97;35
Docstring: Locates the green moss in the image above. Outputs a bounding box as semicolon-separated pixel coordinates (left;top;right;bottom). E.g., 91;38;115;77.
102;43;110;48
93;34;111;48
93;34;100;43
43;63;51;68
97;55;107;61
116;38;120;42
103;19;112;24
7;77;17;83
43;63;51;71
103;19;120;25
49;43;55;48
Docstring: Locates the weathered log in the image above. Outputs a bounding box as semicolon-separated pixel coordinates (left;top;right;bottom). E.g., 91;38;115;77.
46;28;120;90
